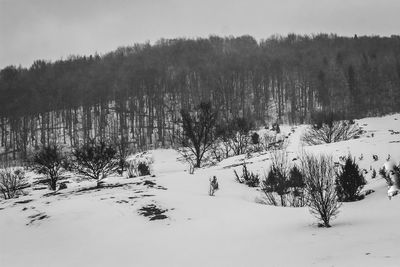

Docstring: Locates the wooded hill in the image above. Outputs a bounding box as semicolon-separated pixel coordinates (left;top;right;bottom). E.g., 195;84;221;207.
1;34;400;163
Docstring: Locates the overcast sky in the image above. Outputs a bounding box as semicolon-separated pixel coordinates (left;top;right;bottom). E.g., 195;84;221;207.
1;0;399;68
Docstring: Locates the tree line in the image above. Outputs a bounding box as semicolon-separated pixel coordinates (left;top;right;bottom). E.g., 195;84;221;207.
1;34;400;163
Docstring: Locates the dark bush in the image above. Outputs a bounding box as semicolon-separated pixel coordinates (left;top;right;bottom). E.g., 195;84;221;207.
262;164;289;206
251;132;260;145
287;165;306;207
32;145;66;190
379;166;392;185
137;162;151;176
335;156;366;201
71;139;118;187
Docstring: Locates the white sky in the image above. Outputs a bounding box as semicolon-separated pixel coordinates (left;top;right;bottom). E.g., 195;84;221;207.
1;0;399;68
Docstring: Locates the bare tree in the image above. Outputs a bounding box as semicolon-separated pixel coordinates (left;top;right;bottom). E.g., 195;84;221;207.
177;102;218;168
302;112;360;145
71;139;118;187
226;117;253;156
111;135;130;176
302;120;360;145
301;153;341;227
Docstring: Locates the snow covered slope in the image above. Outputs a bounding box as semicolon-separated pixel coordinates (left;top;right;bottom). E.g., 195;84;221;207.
0;114;399;267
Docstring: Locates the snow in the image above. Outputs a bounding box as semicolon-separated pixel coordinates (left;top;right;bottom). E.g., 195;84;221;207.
1;114;400;266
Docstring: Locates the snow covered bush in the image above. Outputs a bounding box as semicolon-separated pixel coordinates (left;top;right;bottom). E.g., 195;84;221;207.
301;154;341;228
260;132;284;151
233;163;260;187
71;139;118;187
32;145;66;190
126;151;154;177
335;156;366;201
379;166;392;185
0;168;27;199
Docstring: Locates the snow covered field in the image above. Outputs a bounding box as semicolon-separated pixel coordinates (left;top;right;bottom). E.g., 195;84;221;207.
1;114;400;267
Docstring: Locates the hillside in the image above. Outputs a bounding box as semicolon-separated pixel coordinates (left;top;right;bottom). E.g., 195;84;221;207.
0;113;399;267
1;34;400;163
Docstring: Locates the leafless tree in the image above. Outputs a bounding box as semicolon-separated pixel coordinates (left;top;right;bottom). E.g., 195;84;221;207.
302;120;360;145
301;153;341;227
177;102;218;168
71;139;119;187
32;145;66;190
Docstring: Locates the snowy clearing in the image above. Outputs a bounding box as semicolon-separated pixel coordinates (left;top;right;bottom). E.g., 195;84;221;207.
1;114;400;267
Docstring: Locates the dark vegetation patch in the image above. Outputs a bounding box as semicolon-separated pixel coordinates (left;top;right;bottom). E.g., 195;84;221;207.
139;204;168;221
33;186;48;191
143;180;156;186
14;199;33;204
223;161;254;169
42;191;63;197
155;185;167;190
27;212;49;225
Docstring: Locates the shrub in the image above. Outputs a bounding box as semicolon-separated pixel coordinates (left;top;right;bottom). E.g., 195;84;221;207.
0;168;27;199
263;164;289;206
271;122;280;133
302;111;359;145
371;169;377;179
287;166;306;207
379;166;392;185
137;162;151;176
251;132;260;145
71;139;118;187
261;133;284;151
234;163;260;187
261;150;290;206
32;145;66;190
217;117;254;156
301;154;341;227
112;136;130;175
335;156;366;201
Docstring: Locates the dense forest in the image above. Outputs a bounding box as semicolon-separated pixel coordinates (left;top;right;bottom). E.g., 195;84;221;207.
1;34;400;163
